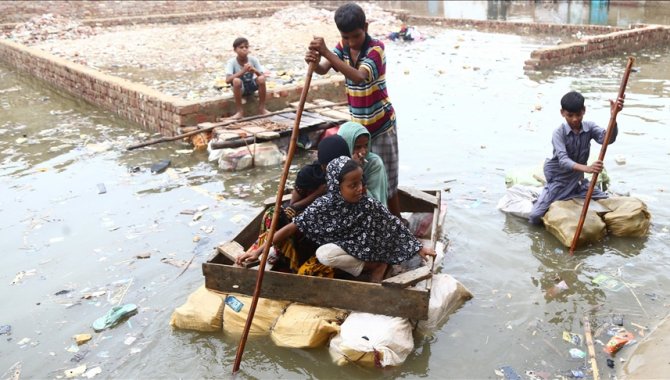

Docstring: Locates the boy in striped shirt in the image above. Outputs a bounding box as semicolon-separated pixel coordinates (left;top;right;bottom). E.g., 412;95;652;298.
305;2;401;217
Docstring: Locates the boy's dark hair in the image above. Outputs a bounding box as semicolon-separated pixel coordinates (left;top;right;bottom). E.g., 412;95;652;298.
233;37;248;49
338;158;362;183
561;91;585;113
295;163;322;191
334;3;366;33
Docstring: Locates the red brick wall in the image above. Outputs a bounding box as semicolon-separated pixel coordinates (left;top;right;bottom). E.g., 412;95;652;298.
0;38;345;136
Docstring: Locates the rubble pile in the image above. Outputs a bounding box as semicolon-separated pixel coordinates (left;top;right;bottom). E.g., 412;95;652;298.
5;13;97;45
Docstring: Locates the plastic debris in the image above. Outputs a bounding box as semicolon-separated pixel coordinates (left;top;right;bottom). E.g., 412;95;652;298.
64;364;87;378
496;366;522;380
592;274;624;291
605;331;634;355
97;183;107;194
74;333;92;345
570;370;584;378
150;159;171;174
563;331;583;346
0;325;11;335
17;337;31;345
607;358;615;368
83;366;102;379
135;252;151;259
569;348;586;359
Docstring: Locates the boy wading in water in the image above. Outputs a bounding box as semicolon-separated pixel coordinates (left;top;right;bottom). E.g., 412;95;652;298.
528;91;624;225
305;2;402;217
225;37;269;119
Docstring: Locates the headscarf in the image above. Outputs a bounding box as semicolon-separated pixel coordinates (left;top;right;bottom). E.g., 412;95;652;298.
294;156;421;264
337;121;389;204
317;135;350;165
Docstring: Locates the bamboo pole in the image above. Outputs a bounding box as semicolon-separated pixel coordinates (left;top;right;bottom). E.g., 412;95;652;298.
126;101;346;150
232;62;316;374
569;57;634;255
583;316;600;380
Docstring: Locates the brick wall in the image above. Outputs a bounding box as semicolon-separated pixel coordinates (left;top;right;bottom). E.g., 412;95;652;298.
405;15;624;35
524;25;670;70
0;38;345;136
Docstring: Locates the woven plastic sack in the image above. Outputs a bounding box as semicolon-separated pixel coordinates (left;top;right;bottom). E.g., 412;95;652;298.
543;200;606;247
599;197;651;237
329;312;414;368
271;304;348;348
218;142;285;171
416;274;473;335
222;294;289;337
169;285;224;332
496;185;541;219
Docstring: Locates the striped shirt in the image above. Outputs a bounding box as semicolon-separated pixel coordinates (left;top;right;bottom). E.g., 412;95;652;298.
334;34;395;136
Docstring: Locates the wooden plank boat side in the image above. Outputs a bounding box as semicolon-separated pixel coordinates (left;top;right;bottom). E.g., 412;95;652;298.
203;188;441;320
203;264;430;320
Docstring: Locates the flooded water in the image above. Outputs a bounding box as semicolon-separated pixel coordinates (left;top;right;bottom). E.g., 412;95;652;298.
2;4;670;380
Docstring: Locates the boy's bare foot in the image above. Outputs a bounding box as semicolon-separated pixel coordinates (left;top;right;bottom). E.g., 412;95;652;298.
258;108;270;116
228;112;244;120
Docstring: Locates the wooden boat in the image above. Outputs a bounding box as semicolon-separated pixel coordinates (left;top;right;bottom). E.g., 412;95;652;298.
202;187;442;320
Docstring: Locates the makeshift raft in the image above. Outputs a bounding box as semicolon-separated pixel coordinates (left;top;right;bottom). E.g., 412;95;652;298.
191;99;352;150
202;187;444;321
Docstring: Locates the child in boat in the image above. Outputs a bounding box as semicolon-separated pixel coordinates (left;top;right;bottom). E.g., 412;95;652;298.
305;2;402;218
249;135;351;275
338;121;388;205
528;91;624;225
237;156;436;283
225;37;269;119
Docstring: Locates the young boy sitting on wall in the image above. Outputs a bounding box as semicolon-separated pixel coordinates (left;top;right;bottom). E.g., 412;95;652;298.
225;37;269;119
528;91;624;225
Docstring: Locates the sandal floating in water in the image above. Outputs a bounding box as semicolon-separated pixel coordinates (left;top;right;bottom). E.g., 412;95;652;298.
92;304;138;332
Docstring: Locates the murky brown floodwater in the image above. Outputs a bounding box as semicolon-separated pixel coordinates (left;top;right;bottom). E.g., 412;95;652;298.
2;2;669;379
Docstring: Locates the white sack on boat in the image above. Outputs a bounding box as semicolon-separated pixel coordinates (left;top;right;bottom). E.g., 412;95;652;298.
271;303;348;348
222;294;289;336
416;274;473;335
328;312;414;367
496;184;541;219
169;285;224;332
599;197;651;237
218;142;285;171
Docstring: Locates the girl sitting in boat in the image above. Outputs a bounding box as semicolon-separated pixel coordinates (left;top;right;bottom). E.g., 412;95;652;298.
237;156;436;283
337;121;388;207
249;135;350;276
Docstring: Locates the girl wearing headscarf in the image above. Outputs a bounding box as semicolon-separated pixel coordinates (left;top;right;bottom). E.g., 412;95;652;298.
337;121;389;207
237;156;435;282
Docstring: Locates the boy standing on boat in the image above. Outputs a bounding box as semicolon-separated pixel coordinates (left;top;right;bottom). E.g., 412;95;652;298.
305;2;401;217
528;91;624;225
225;37;269;119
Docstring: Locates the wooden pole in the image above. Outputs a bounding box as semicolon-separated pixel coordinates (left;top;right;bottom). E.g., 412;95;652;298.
583;316;600;380
569;57;634;255
232;62;316;374
126;101;346;151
